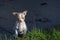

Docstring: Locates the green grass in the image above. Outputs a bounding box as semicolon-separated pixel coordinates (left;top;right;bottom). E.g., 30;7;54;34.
0;27;60;40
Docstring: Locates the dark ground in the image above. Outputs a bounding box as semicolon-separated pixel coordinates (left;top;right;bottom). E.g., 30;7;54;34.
0;0;60;35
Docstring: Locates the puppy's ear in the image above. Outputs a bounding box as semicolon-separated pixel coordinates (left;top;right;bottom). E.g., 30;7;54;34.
23;10;27;16
12;12;18;17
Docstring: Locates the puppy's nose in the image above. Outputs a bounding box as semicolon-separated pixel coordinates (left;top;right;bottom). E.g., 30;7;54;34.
20;32;22;33
19;20;22;22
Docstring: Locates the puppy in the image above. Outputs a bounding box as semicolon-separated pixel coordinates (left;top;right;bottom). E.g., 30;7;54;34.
12;10;27;37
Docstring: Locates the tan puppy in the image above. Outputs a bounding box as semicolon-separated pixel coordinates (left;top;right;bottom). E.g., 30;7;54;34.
13;10;27;37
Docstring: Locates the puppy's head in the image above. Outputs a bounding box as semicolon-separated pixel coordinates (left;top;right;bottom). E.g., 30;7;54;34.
12;10;27;22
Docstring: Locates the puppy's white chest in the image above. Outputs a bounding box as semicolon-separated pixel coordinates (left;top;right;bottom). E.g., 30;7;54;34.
19;22;27;31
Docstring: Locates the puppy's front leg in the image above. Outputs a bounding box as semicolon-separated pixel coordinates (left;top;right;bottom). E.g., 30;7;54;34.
14;21;19;37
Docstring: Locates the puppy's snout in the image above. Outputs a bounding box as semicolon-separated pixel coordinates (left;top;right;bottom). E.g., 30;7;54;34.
18;19;22;22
